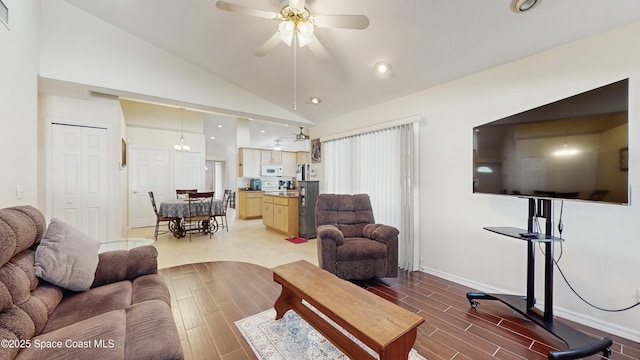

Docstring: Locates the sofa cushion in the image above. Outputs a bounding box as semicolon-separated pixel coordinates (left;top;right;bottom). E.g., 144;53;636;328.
34;218;100;292
0;328;20;360
0;306;35;342
336;238;387;261
0;262;31;305
42;281;132;334
30;282;63;316
0;206;46;267
124;300;183;360
15;309;127;360
131;274;171;306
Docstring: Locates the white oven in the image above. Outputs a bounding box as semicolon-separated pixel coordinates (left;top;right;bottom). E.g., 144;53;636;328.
261;164;283;177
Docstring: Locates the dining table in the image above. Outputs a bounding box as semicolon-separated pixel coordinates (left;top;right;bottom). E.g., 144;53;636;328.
159;198;224;238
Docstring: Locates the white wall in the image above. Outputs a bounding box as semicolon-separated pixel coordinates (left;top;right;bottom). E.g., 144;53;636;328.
312;22;640;340
0;0;40;207
38;0;306;124
122;102;206;158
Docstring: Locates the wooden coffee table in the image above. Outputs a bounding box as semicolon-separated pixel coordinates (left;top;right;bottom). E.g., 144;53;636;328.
272;260;425;360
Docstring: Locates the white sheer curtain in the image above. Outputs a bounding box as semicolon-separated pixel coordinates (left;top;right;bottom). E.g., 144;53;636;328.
323;122;420;271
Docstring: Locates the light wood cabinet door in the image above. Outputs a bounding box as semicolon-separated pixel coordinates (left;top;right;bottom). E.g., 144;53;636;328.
246;196;263;218
296;151;310;164
282;151;297;177
262;197;274;227
238;148;261;177
274;204;289;234
239;191;263;219
261;150;282;164
263;195;298;236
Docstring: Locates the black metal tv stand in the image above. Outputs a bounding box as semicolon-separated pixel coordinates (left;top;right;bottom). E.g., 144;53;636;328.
466;198;612;360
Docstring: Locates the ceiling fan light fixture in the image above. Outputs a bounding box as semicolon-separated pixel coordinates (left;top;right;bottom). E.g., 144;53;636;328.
296;21;314;47
512;0;540;12
278;21;295;46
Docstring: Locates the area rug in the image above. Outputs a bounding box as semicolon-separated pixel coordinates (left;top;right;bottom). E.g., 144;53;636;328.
235;307;426;360
285;236;307;244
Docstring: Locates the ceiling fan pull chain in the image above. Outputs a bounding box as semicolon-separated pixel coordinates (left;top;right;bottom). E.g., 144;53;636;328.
293;32;297;111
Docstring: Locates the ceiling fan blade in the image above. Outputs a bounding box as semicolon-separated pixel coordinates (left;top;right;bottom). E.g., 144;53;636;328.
215;1;279;20
255;32;282;57
313;14;370;30
306;35;331;63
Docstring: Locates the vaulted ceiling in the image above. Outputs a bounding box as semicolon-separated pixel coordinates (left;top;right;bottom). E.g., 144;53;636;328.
58;0;640;144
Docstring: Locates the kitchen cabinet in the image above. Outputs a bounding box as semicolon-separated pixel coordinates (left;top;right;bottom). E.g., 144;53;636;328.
282;151;297;177
238;148;261;177
262;196;274;227
296;151;311;164
262;194;298;236
238;190;263;219
261;150;282;164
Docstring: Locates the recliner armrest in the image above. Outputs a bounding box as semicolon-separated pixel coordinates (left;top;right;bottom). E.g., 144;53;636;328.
91;245;158;288
363;224;399;243
317;225;345;246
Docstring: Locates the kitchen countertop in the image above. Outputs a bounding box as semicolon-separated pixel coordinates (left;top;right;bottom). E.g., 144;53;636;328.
262;191;299;198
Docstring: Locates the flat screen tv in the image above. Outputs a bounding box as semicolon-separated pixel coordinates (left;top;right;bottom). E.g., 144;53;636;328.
473;79;629;205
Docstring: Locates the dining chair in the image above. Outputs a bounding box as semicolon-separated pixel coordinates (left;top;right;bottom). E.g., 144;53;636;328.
176;189;197;199
213;190;232;232
148;191;175;241
184;192;214;241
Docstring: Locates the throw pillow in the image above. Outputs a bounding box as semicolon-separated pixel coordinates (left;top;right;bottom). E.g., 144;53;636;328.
34;218;101;292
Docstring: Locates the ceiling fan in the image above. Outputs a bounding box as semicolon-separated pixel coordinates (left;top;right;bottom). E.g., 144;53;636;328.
266;139;287;150
293;126;309;141
215;0;369;62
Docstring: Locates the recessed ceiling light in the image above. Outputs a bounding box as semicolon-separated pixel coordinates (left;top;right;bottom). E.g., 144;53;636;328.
217;124;223;128
210;136;216;140
310;97;321;105
260;130;266;133
374;61;391;75
511;0;540;12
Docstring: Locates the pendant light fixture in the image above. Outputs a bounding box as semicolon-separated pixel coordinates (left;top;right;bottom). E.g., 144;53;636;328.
173;108;191;152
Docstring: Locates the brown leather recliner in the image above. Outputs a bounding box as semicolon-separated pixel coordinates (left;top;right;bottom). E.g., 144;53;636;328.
315;194;399;280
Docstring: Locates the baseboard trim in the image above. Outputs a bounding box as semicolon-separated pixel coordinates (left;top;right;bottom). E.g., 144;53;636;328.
419;265;640;343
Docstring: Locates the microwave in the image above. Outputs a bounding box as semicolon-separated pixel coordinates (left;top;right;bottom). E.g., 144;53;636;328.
261;164;283;176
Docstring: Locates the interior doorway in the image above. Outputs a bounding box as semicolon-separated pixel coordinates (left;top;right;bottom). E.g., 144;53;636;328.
205;160;226;198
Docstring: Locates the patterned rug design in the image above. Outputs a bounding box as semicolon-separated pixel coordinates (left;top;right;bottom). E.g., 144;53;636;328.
235;307;426;360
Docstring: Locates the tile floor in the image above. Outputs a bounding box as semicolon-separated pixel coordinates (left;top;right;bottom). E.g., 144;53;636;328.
125;208;318;269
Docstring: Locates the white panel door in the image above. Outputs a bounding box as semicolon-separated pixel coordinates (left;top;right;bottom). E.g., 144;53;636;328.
52;124;108;241
129;146;171;228
175;152;202;191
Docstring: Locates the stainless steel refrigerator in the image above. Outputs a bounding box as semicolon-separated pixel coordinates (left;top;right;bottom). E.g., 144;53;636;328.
298;180;319;239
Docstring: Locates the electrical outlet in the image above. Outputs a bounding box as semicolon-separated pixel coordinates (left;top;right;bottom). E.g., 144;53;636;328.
16;185;23;199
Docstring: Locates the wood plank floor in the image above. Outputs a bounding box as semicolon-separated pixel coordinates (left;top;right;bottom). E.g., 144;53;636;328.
159;261;640;360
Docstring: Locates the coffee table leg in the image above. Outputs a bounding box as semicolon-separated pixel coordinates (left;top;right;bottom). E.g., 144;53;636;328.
274;286;293;320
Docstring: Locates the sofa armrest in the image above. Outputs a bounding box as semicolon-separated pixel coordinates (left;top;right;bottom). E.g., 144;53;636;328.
317;225;345;246
91;245;158;288
363;224;399;243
